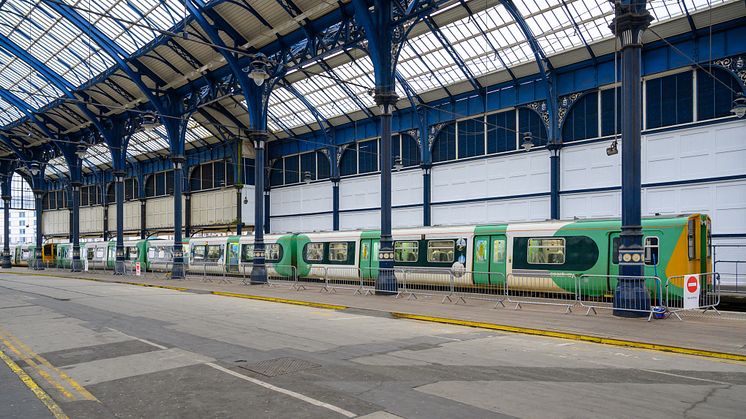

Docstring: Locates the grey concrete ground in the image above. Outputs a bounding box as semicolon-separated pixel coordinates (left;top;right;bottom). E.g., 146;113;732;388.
1;274;745;419
0;353;53;419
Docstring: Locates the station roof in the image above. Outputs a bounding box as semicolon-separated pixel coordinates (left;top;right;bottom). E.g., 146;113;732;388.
0;0;740;179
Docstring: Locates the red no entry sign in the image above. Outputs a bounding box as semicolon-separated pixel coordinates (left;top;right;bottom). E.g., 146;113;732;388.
686;276;699;293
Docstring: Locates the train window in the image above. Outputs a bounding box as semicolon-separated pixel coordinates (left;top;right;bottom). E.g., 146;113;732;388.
148;248;156;259
241;244;253;262
474;239;488;263
192;246;206;261
394;241;419;262
527;238;565;265
87;248;95;260
207;245;223;261
304;243;324;262
688;219;696;260
266;244;281;261
328;243;348;262
427;240;455;263
644;237;659;266
493;239;506;263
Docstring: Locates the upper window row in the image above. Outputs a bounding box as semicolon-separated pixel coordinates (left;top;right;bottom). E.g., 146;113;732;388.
189;161;236;193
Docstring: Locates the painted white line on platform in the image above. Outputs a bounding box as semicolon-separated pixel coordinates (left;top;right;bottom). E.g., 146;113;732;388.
638;368;731;385
105;328;168;350
205;362;357;418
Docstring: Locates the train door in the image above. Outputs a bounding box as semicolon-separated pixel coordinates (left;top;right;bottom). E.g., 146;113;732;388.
360;239;372;279
608;232;621;292
473;235;507;285
227;241;240;273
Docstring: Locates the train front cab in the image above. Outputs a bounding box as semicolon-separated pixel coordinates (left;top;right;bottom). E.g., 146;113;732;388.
607;214;712;299
42;243;56;267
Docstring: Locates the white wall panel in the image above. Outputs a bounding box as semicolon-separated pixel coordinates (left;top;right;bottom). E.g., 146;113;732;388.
643;119;746;183
240;186;255;227
432;153;549;203
561;142;621;191
393;207;423;228
271;214;333;234
340;174;379;210
271;182;332;216
340;210;379;231
80;206;104;234
144;197;183;230
643;180;746;236
561;192;621;219
191;189;236;227
393;170;423;207
42;209;68;236
432;196;550;226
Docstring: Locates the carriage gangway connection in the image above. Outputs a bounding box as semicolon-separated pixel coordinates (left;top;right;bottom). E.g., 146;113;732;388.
3;267;746;363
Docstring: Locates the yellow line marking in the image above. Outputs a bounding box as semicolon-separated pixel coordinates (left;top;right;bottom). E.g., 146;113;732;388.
0;348;69;419
0;333;75;400
0;328;98;401
211;291;347;310
390;312;746;362
0;271;188;291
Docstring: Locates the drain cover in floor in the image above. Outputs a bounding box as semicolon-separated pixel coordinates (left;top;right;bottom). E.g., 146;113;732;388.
240;357;320;377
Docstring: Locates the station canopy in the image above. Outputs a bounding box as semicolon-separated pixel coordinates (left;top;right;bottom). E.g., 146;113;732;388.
0;0;734;178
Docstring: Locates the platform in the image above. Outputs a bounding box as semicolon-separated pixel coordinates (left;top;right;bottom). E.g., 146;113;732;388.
2;270;746;418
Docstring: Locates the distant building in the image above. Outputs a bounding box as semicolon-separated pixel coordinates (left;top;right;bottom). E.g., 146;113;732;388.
0;173;36;247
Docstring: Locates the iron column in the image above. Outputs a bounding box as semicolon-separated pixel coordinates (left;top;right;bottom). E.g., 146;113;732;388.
611;1;653;317
375;92;398;294
172;156;185;279
70;182;81;272
2;194;11;268
33;189;44;270
332;177;340;231
113;171;125;275
250;130;268;284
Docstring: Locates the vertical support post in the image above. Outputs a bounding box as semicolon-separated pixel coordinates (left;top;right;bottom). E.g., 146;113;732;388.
264;188;270;234
612;1;652;317
332;177;340;231
422;165;431;226
140;199;146;239
235;187;242;235
184;193;191;238
172;156;185;279
70;182;81;272
376;93;397;294
250;131;268;284
548;144;561;220
103;203;109;241
113;171;125;274
33;189;44;270
2;194;11;268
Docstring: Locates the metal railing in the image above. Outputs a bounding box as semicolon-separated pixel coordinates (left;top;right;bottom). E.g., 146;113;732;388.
665;272;721;320
577;274;663;321
506;272;578;313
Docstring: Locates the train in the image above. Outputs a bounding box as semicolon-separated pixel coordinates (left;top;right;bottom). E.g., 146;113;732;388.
7;213;712;298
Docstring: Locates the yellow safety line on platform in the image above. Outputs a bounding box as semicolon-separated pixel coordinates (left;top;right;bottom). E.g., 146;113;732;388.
0;348;69;419
0;333;75;400
0;271;188;291
0;328;97;401
211;291;348;310
391;312;746;362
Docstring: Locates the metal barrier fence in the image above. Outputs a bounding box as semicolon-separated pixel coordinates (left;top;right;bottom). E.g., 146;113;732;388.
665;272;721;320
506;272;578;313
577;274;663;321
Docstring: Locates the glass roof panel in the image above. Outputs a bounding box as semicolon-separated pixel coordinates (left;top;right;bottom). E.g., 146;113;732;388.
0;96;24;127
0;48;66;114
267;88;318;129
61;0;188;55
1;1;116;87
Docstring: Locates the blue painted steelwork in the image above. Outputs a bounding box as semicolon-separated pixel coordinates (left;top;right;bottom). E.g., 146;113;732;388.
0;159;17;268
612;0;653;317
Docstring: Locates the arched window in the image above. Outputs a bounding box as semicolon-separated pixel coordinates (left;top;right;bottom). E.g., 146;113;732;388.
145;174;156;197
646;71;693;129
487;110;516;153
395;133;420;167
106;183;115;204
431;122;456;163
339;146;357;176
316;152;330;180
269;160;284;186
518;108;548;147
188;168;200;192
697;67;742;121
562;93;599;142
458;117;485;158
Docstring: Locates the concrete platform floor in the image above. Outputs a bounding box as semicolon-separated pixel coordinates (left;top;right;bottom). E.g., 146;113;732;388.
1;272;746;418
